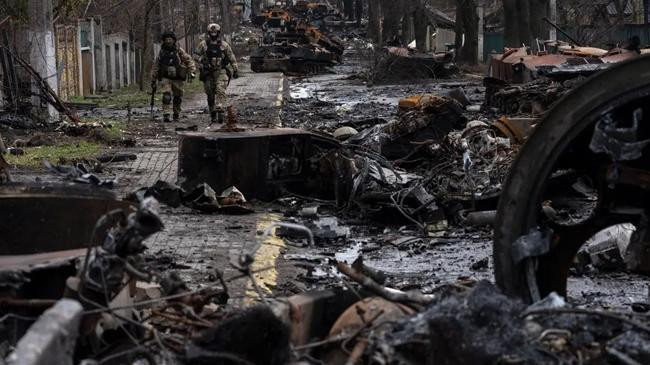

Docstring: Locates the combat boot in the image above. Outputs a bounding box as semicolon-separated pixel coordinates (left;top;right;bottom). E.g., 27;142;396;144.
173;112;180;122
163;113;171;123
217;111;225;124
210;111;218;124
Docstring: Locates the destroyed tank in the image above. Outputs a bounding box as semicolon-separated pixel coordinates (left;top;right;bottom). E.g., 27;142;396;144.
251;1;343;75
251;43;339;74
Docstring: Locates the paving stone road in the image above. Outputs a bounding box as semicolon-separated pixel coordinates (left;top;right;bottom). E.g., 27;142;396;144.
111;67;291;304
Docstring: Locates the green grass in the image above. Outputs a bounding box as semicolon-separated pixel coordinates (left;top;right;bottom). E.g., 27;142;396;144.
78;116;125;139
103;121;125;140
6;141;102;168
96;84;154;109
69;80;205;109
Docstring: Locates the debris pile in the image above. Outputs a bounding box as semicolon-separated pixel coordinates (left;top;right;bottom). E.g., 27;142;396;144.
0;195;266;364
369;47;458;83
128;180;253;214
359;280;650;364
2;5;649;365
485;76;584;115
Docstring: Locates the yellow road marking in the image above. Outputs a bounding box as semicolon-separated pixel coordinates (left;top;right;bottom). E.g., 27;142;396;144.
245;213;285;303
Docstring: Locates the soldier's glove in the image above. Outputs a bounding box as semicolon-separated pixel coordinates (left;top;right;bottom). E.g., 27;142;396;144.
232;70;240;79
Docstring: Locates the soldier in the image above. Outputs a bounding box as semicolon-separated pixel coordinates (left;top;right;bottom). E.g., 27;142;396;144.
196;23;239;124
151;31;196;123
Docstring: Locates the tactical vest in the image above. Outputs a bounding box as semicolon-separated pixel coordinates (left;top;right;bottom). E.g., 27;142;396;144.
158;47;184;80
205;40;229;69
206;41;223;60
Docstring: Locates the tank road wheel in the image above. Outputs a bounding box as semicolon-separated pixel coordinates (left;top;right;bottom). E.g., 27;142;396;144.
494;56;650;303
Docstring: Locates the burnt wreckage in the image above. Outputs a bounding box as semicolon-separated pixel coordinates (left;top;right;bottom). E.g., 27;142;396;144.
494;55;650;303
251;3;344;74
1;4;650;361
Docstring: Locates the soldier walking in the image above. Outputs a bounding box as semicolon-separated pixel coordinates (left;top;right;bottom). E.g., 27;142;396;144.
196;23;239;124
151;31;196;123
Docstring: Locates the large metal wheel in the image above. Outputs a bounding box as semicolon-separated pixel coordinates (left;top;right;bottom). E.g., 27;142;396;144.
494;56;650;302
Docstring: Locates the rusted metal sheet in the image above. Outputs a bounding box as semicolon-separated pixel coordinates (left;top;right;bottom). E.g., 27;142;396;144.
488;46;643;83
491;116;538;144
177;128;340;200
0;182;133;255
489;48;571;83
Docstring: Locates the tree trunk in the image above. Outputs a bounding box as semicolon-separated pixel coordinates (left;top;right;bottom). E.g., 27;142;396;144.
367;0;381;43
139;0;157;91
402;13;414;46
344;0;354;20
205;0;211;28
220;0;231;35
529;0;549;47
516;0;532;47
251;0;262;20
504;0;520;47
413;4;428;51
380;0;403;45
455;0;478;64
505;0;549;49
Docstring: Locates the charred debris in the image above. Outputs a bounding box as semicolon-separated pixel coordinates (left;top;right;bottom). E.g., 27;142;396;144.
2;1;650;365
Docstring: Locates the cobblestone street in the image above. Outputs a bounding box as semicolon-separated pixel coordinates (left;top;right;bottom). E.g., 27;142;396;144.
108;68;291;303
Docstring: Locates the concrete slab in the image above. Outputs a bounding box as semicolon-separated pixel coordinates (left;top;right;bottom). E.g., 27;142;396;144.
6;299;83;365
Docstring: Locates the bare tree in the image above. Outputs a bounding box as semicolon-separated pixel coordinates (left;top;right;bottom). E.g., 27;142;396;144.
557;0;635;46
139;0;161;90
367;0;381;43
220;0;232;34
504;0;549;48
251;0;262;20
380;0;403;44
455;0;478;64
413;3;429;51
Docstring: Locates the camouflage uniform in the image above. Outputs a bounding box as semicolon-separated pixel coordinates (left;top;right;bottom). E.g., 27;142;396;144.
196;36;238;123
151;41;196;121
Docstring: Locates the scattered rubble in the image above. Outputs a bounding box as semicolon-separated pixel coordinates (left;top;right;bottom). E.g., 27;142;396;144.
2;4;649;365
369;47;458;83
128;180;253;215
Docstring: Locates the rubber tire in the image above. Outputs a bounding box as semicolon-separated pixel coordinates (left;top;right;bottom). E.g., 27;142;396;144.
494;55;650;301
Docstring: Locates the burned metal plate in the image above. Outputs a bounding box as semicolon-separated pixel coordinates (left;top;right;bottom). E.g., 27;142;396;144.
177;128;340;201
0;182;134;255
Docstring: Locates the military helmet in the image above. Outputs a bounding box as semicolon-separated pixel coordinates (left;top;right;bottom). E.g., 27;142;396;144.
161;31;177;41
207;23;221;33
